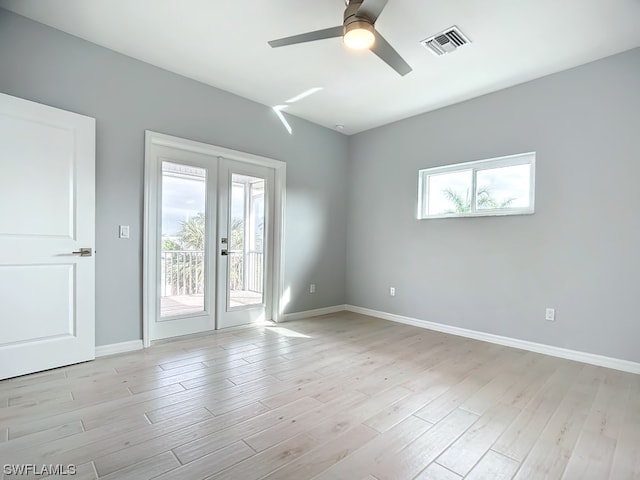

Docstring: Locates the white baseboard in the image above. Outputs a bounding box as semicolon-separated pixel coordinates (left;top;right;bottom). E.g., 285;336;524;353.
95;340;144;357
281;304;347;322
345;305;640;375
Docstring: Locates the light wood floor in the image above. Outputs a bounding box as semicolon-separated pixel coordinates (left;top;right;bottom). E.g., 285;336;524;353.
0;312;638;479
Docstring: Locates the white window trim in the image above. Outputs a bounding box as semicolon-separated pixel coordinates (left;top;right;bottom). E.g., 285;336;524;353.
418;152;536;219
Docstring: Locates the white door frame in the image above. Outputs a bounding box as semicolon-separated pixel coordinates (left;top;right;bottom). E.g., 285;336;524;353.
143;131;286;347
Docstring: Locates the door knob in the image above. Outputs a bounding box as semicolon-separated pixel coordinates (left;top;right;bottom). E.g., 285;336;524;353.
71;248;93;257
221;249;229;256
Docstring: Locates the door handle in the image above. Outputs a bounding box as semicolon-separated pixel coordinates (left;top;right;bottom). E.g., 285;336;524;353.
71;248;93;257
221;249;229;256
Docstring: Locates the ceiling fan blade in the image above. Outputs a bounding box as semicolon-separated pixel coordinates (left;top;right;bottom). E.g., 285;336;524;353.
355;0;389;23
268;26;344;48
370;30;412;76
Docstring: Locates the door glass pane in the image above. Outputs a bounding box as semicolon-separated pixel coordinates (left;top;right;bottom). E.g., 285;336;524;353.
160;161;206;317
229;174;265;309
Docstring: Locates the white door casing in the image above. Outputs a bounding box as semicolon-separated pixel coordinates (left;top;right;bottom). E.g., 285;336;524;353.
0;93;96;380
143;131;286;346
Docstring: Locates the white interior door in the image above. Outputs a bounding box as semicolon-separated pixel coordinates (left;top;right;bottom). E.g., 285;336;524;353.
147;144;217;341
216;159;275;329
0;93;95;380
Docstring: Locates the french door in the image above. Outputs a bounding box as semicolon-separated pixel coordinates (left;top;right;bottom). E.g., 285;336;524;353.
151;146;217;340
145;133;280;342
216;159;274;329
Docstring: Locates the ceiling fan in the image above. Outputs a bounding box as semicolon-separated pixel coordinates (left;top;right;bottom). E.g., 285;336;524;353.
268;0;412;76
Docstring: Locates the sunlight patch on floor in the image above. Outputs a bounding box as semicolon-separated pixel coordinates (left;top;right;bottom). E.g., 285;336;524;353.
264;326;310;338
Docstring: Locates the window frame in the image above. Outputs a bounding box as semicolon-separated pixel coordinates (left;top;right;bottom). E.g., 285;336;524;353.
417;152;536;219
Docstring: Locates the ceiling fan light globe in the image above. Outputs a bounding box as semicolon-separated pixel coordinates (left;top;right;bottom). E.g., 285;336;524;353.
343;22;375;50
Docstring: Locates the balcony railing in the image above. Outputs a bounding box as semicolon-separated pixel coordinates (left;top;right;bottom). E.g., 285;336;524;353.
161;250;263;297
160;250;204;297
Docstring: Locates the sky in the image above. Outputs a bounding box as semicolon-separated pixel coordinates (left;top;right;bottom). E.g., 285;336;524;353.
161;172;251;237
162;174;206;236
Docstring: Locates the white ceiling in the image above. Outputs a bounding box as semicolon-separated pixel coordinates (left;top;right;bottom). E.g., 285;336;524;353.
2;0;639;134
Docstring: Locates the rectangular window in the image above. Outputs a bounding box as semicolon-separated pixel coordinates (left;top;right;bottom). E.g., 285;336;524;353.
418;152;535;219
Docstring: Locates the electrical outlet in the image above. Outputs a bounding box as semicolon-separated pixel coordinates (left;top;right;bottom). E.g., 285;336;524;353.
545;308;555;321
119;225;130;239
389;287;396;297
309;284;316;294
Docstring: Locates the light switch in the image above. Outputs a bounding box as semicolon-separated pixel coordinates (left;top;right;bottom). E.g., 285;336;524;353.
119;225;130;239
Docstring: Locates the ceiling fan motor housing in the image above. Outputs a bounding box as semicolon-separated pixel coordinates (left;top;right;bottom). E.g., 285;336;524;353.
344;0;374;28
343;0;375;45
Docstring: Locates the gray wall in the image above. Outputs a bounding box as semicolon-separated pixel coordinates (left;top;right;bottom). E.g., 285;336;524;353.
0;9;349;345
347;48;640;362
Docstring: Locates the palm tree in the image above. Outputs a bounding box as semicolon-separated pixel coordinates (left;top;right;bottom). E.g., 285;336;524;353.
162;237;182;251
443;187;514;213
229;217;244;250
443;188;472;213
163;213;205;295
178;212;205;250
229;217;244;290
476;188;514;209
171;213;244;251
164;214;246;295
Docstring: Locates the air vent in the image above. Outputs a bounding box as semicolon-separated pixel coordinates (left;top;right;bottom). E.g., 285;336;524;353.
421;26;470;56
